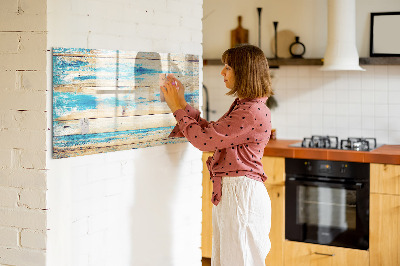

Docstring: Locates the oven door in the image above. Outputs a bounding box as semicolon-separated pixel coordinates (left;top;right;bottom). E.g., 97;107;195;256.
285;177;369;250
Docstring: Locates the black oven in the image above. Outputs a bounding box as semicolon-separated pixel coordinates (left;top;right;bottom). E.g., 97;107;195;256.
285;158;369;250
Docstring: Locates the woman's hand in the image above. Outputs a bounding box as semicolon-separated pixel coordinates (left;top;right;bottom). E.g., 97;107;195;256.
167;74;187;108
161;76;185;113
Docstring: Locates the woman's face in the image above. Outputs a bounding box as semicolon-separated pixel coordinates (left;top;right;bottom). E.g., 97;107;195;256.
220;64;235;89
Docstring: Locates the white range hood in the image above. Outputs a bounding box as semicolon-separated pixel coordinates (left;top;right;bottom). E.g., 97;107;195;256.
320;0;365;71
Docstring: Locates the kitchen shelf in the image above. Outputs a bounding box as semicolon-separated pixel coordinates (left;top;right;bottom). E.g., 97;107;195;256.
268;58;323;67
203;57;400;67
203;58;322;68
359;57;400;65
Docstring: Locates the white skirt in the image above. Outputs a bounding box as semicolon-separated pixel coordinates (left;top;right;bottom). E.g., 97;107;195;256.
212;176;271;266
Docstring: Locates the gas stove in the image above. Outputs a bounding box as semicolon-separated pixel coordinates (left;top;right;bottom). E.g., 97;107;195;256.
289;135;381;151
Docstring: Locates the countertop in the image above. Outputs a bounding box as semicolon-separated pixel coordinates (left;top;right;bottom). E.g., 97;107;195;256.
263;139;400;165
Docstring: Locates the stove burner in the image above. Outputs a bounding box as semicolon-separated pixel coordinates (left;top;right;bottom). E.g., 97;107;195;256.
340;137;377;151
295;136;378;151
301;135;339;149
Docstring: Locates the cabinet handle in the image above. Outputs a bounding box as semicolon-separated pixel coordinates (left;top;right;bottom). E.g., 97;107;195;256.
314;252;335;257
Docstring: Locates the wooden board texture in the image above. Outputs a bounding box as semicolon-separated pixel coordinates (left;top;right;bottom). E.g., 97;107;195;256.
52;47;199;159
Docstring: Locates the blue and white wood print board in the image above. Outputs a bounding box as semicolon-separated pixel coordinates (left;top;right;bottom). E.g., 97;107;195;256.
52;47;199;159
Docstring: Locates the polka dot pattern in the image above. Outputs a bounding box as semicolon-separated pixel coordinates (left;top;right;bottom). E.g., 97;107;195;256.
170;97;272;206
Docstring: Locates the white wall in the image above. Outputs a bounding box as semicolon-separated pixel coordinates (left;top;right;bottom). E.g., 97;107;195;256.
203;0;400;145
203;0;400;58
272;65;400;144
204;64;400;145
0;0;48;265
46;0;203;266
203;0;326;59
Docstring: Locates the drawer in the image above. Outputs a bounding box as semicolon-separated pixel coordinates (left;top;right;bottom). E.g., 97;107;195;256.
283;241;369;266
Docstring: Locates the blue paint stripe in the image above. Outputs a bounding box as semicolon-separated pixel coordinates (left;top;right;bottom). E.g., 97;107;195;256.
53;47;117;57
53;91;198;120
53;58;173;85
53;126;176;148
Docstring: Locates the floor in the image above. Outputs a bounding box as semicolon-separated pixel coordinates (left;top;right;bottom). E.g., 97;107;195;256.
202;257;211;266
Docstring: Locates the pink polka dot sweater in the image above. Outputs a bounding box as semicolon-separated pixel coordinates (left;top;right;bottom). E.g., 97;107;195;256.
169;97;272;206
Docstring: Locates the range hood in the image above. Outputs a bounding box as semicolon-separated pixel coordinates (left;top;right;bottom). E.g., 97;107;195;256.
320;0;365;71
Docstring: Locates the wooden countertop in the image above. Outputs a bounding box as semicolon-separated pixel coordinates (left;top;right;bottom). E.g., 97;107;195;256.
263;139;400;165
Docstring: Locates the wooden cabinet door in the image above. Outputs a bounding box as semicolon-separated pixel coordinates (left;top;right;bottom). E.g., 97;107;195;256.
264;184;284;266
370;193;400;266
262;156;285;265
284;241;369;266
370;163;400;195
201;152;213;258
262;156;285;186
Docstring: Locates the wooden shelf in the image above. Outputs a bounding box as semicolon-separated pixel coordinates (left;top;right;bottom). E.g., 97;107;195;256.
359;57;400;65
203;58;322;67
268;58;322;67
203;57;400;67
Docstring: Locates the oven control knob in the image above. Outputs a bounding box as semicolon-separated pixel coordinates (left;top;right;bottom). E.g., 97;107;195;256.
304;162;312;171
340;164;347;174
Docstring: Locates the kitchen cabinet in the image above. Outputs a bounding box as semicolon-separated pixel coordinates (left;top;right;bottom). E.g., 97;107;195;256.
370;163;400;266
261;156;285;186
370;194;400;266
370;163;400;195
202;156;400;265
260;141;400;266
201;152;213;258
201;153;286;266
284;241;369;266
261;156;285;266
264;184;284;265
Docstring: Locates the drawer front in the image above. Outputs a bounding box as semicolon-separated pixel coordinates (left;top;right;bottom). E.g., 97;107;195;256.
370;163;400;195
284;241;369;266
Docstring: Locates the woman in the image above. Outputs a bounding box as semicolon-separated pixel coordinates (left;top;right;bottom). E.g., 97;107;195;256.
161;44;273;266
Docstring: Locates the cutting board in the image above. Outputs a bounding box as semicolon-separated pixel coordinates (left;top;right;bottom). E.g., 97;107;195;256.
231;16;249;48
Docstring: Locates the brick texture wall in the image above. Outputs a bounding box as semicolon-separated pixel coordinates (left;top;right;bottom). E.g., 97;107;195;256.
1;0;203;265
46;0;203;266
0;0;48;265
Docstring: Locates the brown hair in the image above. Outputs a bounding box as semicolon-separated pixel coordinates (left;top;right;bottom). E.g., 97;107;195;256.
221;44;273;99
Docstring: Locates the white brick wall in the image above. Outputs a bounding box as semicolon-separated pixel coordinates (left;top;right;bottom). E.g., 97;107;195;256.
21;229;47;250
46;1;203;266
0;0;48;265
0;169;47;189
2;0;203;264
0;187;19;208
0;0;46;32
0;227;19;247
0;247;46;266
0;208;46;230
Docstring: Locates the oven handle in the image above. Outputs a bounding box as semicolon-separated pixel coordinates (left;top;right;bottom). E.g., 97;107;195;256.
286;177;364;189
